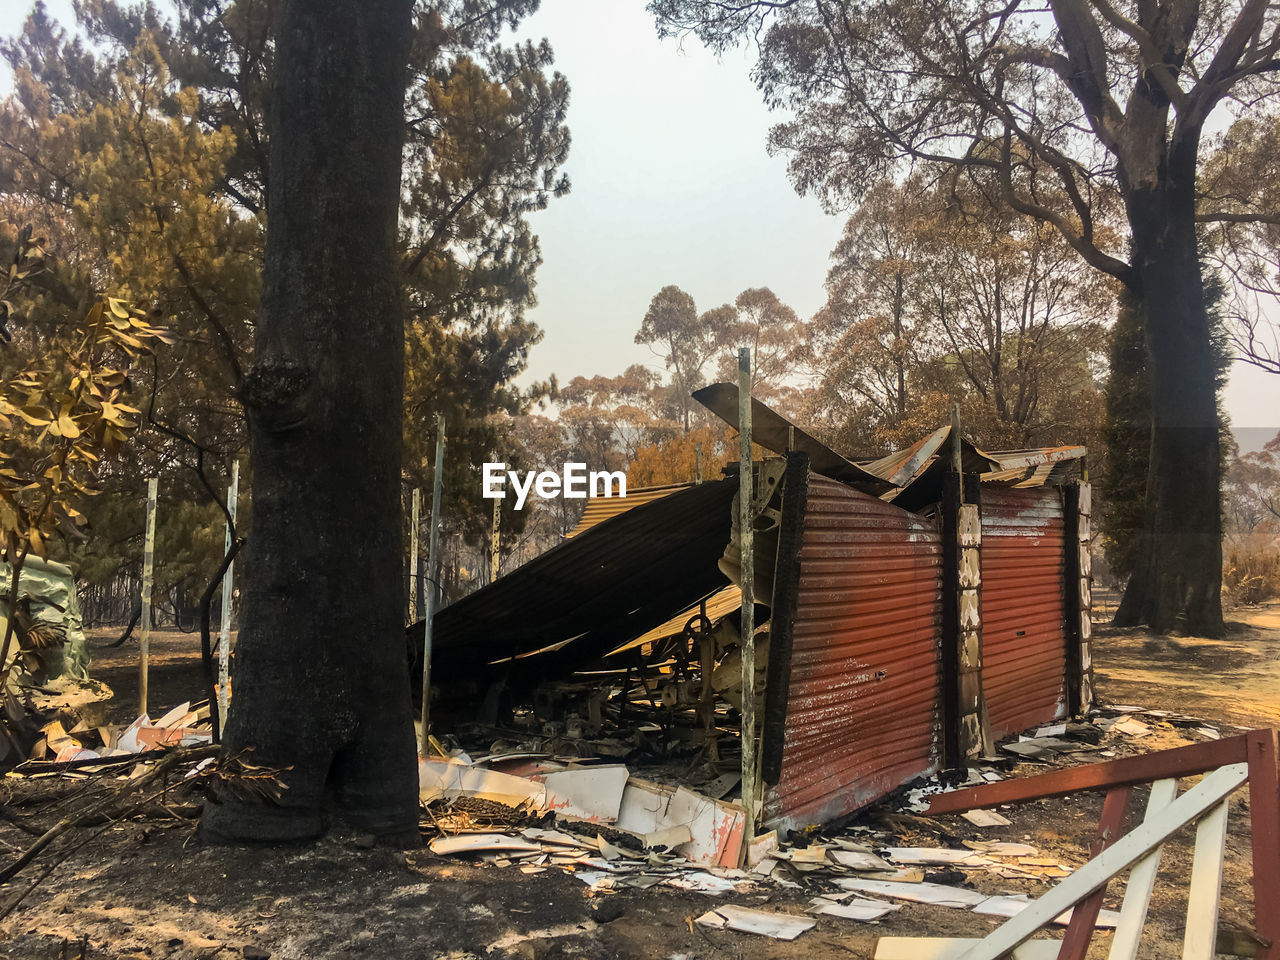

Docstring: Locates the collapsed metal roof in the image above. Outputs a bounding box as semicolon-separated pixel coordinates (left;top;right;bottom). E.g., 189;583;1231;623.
691;384;894;490
566;482;695;539
430;477;738;690
693;383;1085;508
426;389;1086;697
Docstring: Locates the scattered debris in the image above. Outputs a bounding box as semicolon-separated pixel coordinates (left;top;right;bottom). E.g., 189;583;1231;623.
960;809;1011;828
9;701;215;772
834;879;990;909
1110;715;1151;737
695;904;816;940
807;896;900;921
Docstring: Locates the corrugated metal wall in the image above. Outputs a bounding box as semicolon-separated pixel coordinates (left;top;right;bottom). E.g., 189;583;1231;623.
765;476;944;831
980;486;1069;738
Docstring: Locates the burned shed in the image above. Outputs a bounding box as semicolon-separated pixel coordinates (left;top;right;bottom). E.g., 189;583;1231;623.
425;384;1092;836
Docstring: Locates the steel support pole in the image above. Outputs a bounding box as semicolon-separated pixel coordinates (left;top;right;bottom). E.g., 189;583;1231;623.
139;477;157;717
419;413;445;754
408;487;420;621
217;461;239;733
738;348;756;843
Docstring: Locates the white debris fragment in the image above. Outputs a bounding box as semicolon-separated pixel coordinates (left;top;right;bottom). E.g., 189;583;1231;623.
664;872;741;896
428;834;542;856
884;848;995;867
1111;716;1152;737
807;896;900;921
746;829;778;868
960;808;1012;828
829;849;894;871
696;904;816;940
834;878;990;908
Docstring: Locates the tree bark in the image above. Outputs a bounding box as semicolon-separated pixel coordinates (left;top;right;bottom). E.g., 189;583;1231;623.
201;0;419;843
1114;145;1225;637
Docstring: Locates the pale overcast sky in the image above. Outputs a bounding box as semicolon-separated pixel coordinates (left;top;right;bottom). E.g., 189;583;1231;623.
510;0;845;389
2;0;1275;432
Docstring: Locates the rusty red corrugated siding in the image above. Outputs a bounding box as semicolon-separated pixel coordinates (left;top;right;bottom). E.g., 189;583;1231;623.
765;476;944;830
980;487;1068;738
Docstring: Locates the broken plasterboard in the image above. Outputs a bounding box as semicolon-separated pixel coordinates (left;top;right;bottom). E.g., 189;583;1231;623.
834;879;990;908
885;848;995;866
535;764;629;823
418;757;546;807
808;897;900;921
964;841;1038;857
615;778;746;868
696;905;816;940
747;829;778;868
961;809;1012;828
664;872;740;895
829;849;895;871
1111;716;1152;737
428;833;543;856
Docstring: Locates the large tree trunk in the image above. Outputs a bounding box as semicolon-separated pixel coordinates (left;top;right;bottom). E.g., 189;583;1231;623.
1114;156;1225;637
201;0;418;843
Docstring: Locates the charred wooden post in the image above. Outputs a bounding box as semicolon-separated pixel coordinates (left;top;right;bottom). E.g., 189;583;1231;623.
1064;479;1095;714
759;451;809;789
942;409;990;764
958;489;989;758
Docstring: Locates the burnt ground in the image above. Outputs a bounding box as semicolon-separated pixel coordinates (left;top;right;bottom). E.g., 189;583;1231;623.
83;628;223;727
0;606;1274;959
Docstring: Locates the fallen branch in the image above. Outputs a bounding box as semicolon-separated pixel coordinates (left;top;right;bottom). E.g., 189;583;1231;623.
91;603;141;648
0;744;216;886
13;747;177;775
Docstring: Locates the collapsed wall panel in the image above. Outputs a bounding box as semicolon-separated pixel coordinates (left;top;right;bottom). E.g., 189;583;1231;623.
763;475;944;832
979;487;1068;738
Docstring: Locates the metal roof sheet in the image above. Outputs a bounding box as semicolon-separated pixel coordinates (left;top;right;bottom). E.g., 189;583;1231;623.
692;383;893;490
430;477;738;690
605;585;742;658
566;482;694;538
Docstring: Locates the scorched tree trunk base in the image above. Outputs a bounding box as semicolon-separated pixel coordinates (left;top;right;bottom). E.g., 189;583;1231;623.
200;0;419;845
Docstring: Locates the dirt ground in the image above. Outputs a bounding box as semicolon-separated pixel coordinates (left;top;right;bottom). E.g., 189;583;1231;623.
0;604;1275;960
